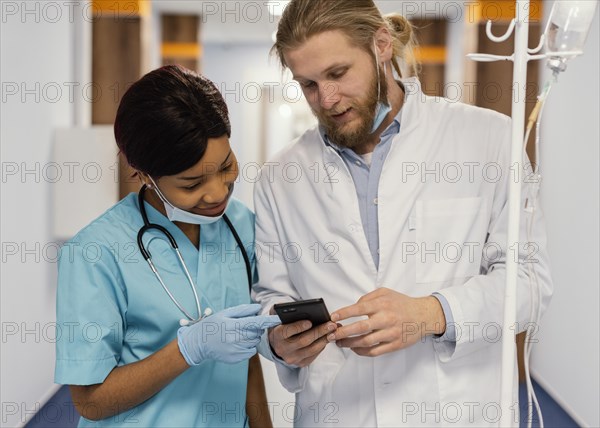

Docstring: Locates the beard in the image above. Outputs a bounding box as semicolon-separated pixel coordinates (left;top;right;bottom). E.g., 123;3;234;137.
315;63;389;150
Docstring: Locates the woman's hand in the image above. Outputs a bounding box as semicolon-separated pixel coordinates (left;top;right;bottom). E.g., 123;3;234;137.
177;303;281;365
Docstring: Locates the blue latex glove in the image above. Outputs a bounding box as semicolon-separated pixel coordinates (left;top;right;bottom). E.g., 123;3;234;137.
177;303;281;365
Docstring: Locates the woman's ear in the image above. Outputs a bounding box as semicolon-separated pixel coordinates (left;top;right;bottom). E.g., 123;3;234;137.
137;172;153;189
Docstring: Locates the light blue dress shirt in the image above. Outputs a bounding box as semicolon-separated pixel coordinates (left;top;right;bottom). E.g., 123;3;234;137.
320;105;456;342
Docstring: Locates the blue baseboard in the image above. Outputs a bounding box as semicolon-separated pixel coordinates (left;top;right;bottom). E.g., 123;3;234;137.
26;380;579;427
25;386;80;428
518;379;580;427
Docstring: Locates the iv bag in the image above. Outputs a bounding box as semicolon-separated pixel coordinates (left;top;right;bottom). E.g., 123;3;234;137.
545;1;598;59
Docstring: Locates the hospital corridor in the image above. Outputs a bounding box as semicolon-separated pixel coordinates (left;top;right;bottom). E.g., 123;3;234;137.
1;1;599;427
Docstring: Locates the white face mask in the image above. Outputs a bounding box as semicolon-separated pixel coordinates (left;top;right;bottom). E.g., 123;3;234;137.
148;177;231;225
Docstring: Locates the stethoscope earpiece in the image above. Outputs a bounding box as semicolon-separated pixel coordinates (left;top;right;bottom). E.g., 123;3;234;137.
179;308;213;327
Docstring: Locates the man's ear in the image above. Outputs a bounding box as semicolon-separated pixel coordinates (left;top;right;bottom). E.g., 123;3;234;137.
374;27;394;63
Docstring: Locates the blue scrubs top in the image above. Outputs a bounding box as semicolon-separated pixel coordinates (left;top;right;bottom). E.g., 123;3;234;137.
55;193;255;427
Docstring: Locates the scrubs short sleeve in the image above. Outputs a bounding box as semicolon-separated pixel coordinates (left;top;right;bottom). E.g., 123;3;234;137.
55;236;127;385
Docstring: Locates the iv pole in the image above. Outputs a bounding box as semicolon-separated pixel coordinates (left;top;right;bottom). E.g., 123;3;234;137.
497;4;529;425
467;1;545;426
501;2;529;423
469;1;594;425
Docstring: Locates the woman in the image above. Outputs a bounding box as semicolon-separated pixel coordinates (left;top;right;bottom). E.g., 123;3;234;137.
55;65;280;427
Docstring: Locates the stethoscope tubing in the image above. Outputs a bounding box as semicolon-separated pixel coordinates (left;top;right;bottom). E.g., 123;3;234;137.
137;185;252;325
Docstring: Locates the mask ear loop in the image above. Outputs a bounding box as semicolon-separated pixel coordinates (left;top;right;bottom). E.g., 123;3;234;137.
148;176;176;209
373;39;389;105
374;40;382;103
382;62;388;102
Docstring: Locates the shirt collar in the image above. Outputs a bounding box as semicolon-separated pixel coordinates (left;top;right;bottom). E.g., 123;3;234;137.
320;108;403;154
319;83;406;154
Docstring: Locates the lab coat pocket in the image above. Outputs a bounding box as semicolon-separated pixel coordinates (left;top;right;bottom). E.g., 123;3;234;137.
305;345;346;406
415;197;487;283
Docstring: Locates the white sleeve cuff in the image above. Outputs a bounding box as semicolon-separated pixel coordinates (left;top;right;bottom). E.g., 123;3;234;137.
257;328;308;393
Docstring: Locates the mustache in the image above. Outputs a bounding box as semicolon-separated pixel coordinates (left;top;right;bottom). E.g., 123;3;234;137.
329;107;351;116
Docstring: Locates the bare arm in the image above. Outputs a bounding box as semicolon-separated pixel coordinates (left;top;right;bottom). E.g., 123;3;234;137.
246;354;273;428
70;339;188;421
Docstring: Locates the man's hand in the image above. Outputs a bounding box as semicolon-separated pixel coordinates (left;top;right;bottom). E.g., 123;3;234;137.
268;316;338;368
327;288;446;357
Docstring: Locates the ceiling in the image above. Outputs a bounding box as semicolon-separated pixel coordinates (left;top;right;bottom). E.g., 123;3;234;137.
151;0;463;44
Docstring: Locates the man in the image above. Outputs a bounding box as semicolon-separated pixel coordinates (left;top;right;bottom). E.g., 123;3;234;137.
253;1;553;426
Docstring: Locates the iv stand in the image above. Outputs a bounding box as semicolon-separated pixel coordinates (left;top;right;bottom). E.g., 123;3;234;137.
466;1;577;426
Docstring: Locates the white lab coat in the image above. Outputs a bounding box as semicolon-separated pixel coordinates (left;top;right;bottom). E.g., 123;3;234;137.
253;78;553;427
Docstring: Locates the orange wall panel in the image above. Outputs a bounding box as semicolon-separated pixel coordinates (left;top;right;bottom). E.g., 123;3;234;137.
92;0;149;17
467;0;543;23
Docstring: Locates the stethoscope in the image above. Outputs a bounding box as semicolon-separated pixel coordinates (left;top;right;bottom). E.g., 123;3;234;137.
137;185;252;326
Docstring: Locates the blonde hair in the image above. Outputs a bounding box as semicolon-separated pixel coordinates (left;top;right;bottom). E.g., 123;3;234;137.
272;0;419;78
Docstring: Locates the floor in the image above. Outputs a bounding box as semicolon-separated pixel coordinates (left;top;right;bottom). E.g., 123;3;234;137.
517;380;580;428
25;379;579;427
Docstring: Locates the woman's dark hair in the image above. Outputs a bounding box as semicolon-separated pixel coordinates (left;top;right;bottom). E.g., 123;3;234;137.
114;65;231;178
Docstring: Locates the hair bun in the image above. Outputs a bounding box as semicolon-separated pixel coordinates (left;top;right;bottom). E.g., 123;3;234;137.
385;13;413;45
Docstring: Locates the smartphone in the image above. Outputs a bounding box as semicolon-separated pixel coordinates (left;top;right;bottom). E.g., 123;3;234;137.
273;298;331;326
